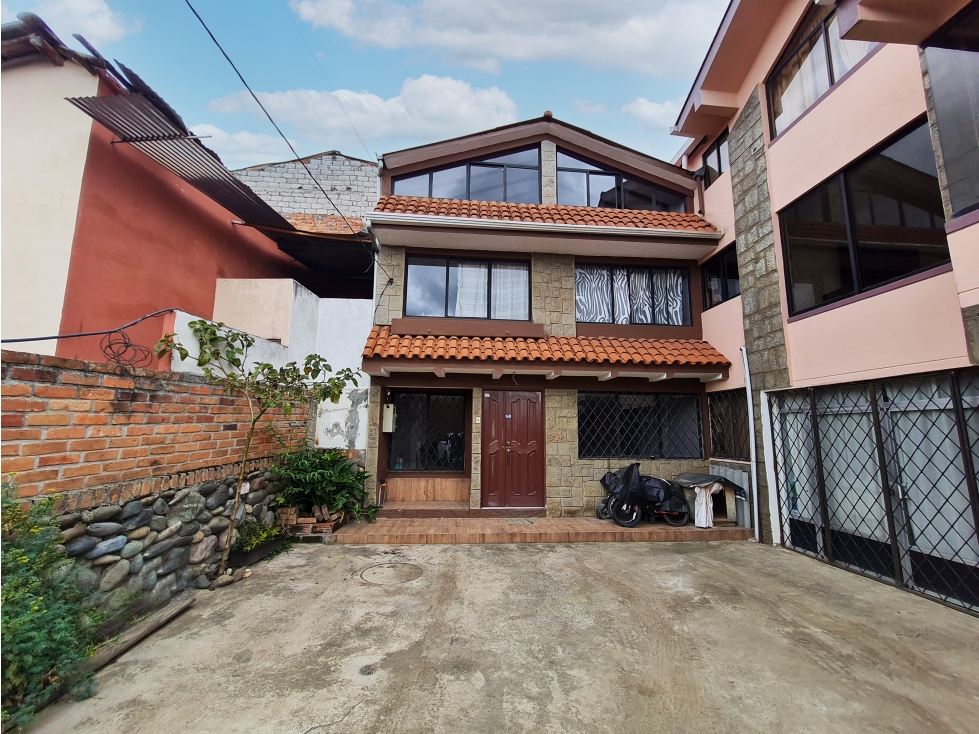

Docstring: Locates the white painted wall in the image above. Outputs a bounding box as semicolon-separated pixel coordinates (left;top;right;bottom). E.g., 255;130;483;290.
1;59;98;353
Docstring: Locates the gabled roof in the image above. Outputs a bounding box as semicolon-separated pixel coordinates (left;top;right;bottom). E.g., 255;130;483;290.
373;196;717;234
235;149;377;172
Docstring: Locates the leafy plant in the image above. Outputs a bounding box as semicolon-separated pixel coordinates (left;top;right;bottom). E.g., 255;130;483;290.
156;320;358;573
231;519;285;553
272;448;378;522
1;481;97;727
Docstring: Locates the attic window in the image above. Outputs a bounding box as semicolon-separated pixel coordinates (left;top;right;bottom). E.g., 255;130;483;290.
556;150;687;213
392;147;541;205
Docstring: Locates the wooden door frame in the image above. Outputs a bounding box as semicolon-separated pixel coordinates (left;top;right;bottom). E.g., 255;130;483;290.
481;389;546;508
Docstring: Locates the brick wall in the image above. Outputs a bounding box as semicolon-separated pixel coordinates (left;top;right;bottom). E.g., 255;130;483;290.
234;152;377;219
1;351;308;509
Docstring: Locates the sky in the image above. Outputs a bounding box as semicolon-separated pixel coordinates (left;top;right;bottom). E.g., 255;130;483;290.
1;0;729;170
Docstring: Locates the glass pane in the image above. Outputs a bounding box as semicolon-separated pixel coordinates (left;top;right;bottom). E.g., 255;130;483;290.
652;184;687;213
575;265;612;322
827;14;876;80
469;165;505;202
926;46;979;217
431;165;467;199
628;268;653;324
612;268;630;324
506;167;540;204
846;122;950;290
447;261;488;318
491;263;530;320
622;178;653;210
558;170;587;206
703;254;725;308
652;269;691;326
704;147;720;187
405;257;446;317
557;151;602;170
481;148;539;166
590;174;618;208
389;392;465;472
769;30;831;135
723;247;741;299
781;177;854;313
393;173;429;197
719;137;730;173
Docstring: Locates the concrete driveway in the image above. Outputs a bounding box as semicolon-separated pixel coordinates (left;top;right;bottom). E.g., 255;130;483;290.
31;541;979;734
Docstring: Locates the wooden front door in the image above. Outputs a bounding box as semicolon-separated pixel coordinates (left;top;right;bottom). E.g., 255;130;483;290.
482;391;545;507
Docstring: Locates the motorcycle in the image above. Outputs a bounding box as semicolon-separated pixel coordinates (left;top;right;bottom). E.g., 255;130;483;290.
597;463;690;528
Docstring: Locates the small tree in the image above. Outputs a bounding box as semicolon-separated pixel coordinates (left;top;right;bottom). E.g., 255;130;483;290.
155;320;357;574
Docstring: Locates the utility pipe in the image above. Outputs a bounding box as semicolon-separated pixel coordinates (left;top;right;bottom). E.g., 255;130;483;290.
741;346;760;543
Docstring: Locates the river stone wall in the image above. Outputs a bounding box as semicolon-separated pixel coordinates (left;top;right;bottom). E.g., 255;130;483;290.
56;468;282;615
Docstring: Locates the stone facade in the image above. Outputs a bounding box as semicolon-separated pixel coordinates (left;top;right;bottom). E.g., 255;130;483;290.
234;151;377;219
541;141;557;205
365;383;382;504
470;387;482;509
729;88;791;543
531;253;576;336
374;246;406;326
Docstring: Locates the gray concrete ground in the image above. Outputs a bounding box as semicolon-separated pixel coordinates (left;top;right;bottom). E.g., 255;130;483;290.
31;542;979;734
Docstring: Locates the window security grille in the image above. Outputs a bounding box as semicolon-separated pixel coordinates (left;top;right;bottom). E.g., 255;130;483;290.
389;392;466;472
770;370;979;614
578;392;703;460
708;389;750;461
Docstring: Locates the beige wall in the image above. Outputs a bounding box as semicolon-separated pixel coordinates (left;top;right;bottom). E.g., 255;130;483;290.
213;279;294;344
702;296;746;391
701;172;736;252
1;60;98;353
947;223;979;309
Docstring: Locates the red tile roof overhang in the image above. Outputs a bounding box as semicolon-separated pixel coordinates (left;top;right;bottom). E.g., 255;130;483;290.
362;326;731;383
368;197;723;260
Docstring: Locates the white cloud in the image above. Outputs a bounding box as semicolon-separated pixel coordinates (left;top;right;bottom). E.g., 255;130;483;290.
573;99;605;114
35;0;140;46
189;124;296;170
208;75;518;153
289;0;726;77
622;97;682;130
1;4;17;23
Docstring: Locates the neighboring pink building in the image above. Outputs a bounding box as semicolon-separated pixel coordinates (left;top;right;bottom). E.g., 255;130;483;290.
673;0;979;611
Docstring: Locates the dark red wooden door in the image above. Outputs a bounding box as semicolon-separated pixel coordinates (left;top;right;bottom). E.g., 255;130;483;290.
481;391;544;507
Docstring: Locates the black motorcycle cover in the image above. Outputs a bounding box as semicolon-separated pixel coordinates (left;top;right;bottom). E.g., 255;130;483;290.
601;463;644;505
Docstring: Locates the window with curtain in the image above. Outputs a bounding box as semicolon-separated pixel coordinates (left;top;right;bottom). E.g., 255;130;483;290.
767;5;877;136
404;257;530;320
391;147;540;204
556;150;687;213
780;119;950;316
575;264;690;326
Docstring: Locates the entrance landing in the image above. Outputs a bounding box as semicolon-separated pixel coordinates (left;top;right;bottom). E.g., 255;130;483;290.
333;517;752;544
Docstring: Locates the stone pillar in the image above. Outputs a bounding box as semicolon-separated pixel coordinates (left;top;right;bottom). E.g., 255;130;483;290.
541;140;557;205
470;387;482;509
730;88;791;544
374;245;405;326
531;253;576;336
365;383;382;504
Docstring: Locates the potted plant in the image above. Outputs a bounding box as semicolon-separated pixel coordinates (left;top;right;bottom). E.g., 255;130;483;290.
271;448;378;530
227;519;288;566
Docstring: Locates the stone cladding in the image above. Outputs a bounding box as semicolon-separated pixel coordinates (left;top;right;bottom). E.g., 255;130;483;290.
532;253;576;337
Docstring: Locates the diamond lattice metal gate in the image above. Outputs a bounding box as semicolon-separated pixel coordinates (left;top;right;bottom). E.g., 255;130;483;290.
770;370;979;614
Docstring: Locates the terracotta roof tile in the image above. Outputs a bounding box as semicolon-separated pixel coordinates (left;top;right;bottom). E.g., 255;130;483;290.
283;213;365;235
374;196;717;233
362;326;730;367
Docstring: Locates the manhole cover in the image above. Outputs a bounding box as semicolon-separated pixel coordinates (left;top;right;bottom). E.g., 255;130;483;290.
359;562;424;585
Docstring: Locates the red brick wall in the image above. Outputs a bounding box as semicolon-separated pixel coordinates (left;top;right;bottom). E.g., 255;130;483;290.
1;351;308;509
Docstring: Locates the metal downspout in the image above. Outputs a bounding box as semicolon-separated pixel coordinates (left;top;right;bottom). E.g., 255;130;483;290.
741;346;760;543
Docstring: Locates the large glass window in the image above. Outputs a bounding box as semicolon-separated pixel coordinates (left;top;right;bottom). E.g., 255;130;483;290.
781;120;951;315
767;5;876;136
924;2;979;218
701;245;741;310
389;392;466;472
392;147;540;204
578;391;703;459
556;150;687;213
575;264;691;326
405;257;530;320
702;131;730;188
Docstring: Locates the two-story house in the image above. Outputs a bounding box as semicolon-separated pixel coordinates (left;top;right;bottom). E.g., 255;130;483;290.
359;114;742;520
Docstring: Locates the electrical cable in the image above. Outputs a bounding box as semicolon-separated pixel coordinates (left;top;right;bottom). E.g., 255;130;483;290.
182;0;391;281
0;309;177;344
278;0;376;164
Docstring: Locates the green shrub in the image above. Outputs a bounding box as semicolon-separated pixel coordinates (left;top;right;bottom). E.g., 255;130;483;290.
231;519;285;553
272;448;377;522
1;482;98;727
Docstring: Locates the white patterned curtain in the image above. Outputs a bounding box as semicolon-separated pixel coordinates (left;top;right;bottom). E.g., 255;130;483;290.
490;263;529;320
628;268;653;324
653;269;690;326
452;261;488;318
613;268;630;324
575;266;612;323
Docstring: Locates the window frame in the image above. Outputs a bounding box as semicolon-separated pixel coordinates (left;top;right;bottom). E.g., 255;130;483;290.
391;145;542;204
555;148;687;213
779;116;952;317
701;130;730;189
574;263;692;327
404;255;532;321
387;390;469;474
701;245;741;311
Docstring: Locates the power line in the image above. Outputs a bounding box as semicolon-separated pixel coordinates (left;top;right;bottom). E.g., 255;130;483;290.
279;0;375;164
183;0;390;280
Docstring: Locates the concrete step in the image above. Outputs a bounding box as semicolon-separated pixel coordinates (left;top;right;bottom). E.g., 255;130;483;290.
376;501;546;519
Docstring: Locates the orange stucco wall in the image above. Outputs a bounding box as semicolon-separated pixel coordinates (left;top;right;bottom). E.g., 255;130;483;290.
56;80;314;367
